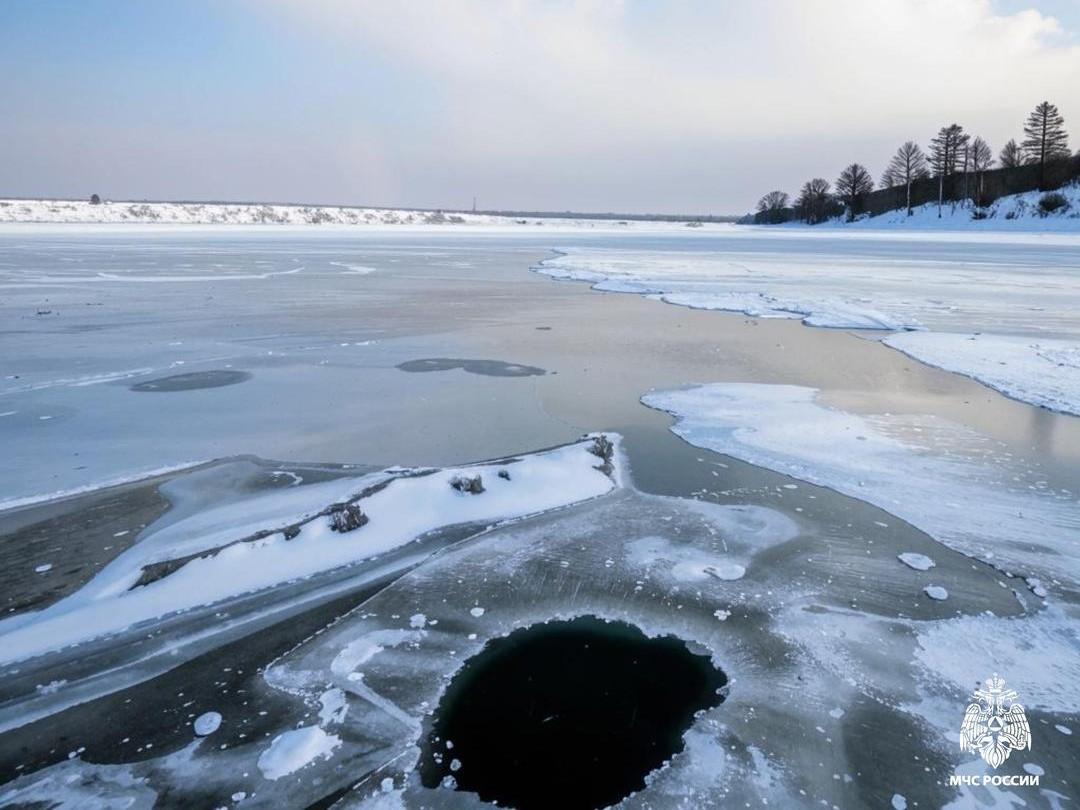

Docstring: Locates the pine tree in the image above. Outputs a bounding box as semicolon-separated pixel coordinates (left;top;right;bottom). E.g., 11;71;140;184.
999;139;1023;169
1021;101;1069;188
929;124;969;216
835;163;874;220
929;124;968;177
886;141;929;216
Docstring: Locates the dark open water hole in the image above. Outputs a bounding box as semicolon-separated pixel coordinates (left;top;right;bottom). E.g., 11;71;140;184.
396;358;546;377
130;370;252;392
419;616;728;809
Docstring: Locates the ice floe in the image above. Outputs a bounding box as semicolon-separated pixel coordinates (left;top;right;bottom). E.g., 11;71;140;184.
643;383;1079;585
884;331;1080;416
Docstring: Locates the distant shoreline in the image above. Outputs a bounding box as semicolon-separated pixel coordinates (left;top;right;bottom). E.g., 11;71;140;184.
0;196;740;226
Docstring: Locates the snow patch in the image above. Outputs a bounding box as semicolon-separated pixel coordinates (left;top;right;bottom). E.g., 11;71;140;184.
897;553;935;572
257;726;341;780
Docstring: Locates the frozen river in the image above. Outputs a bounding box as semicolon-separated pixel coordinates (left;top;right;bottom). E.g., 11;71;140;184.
0;224;1078;808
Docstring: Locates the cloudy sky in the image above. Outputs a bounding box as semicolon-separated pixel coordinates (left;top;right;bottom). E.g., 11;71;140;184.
2;0;1079;214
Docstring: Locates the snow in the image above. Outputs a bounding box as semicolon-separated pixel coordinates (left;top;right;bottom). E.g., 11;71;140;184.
914;606;1080;715
884;331;1080;416
256;726;341;780
537;251;922;330
897;553;935;572
922;585;949;601
0;437;618;665
642;384;1080;585
832;182;1080;231
0;197;721;233
331;629;421;677
193;712;222;736
0;199;498;227
317;688;348;725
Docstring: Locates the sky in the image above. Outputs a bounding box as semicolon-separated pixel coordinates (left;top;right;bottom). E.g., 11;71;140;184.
2;0;1079;214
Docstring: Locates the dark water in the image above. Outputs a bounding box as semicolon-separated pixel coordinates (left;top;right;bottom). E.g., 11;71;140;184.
396;357;547;377
419;616;727;809
130;370;252;392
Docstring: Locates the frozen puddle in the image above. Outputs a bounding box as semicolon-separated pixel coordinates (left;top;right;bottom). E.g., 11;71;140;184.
396;358;547;377
419;616;727;809
129;370;252;392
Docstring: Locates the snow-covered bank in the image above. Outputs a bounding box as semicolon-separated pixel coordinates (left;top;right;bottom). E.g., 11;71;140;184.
0;198;498;226
822;183;1080;231
884;332;1080;417
0;197;718;231
0;436;620;665
642;384;1079;584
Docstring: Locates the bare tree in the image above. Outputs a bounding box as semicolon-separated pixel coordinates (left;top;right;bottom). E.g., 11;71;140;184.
756;191;790;224
795;178;832;225
929;124;969;217
999;139;1023;168
970;137;994;206
886;141;929;216
1022;101;1070;188
835;163;874;221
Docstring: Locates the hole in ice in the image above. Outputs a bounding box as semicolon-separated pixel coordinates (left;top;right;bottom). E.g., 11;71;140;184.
418;615;727;809
130;370;252;392
396;358;546;377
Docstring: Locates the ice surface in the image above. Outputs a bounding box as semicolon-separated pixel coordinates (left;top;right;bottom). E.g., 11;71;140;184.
923;585;949;601
258;488;817;808
537;227;1080;412
643;384;1080;584
884;331;1080;416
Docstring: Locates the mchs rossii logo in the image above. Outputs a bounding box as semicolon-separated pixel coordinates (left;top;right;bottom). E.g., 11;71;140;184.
950;674;1038;787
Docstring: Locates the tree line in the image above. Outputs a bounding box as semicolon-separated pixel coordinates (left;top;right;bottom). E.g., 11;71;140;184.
755;101;1073;224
